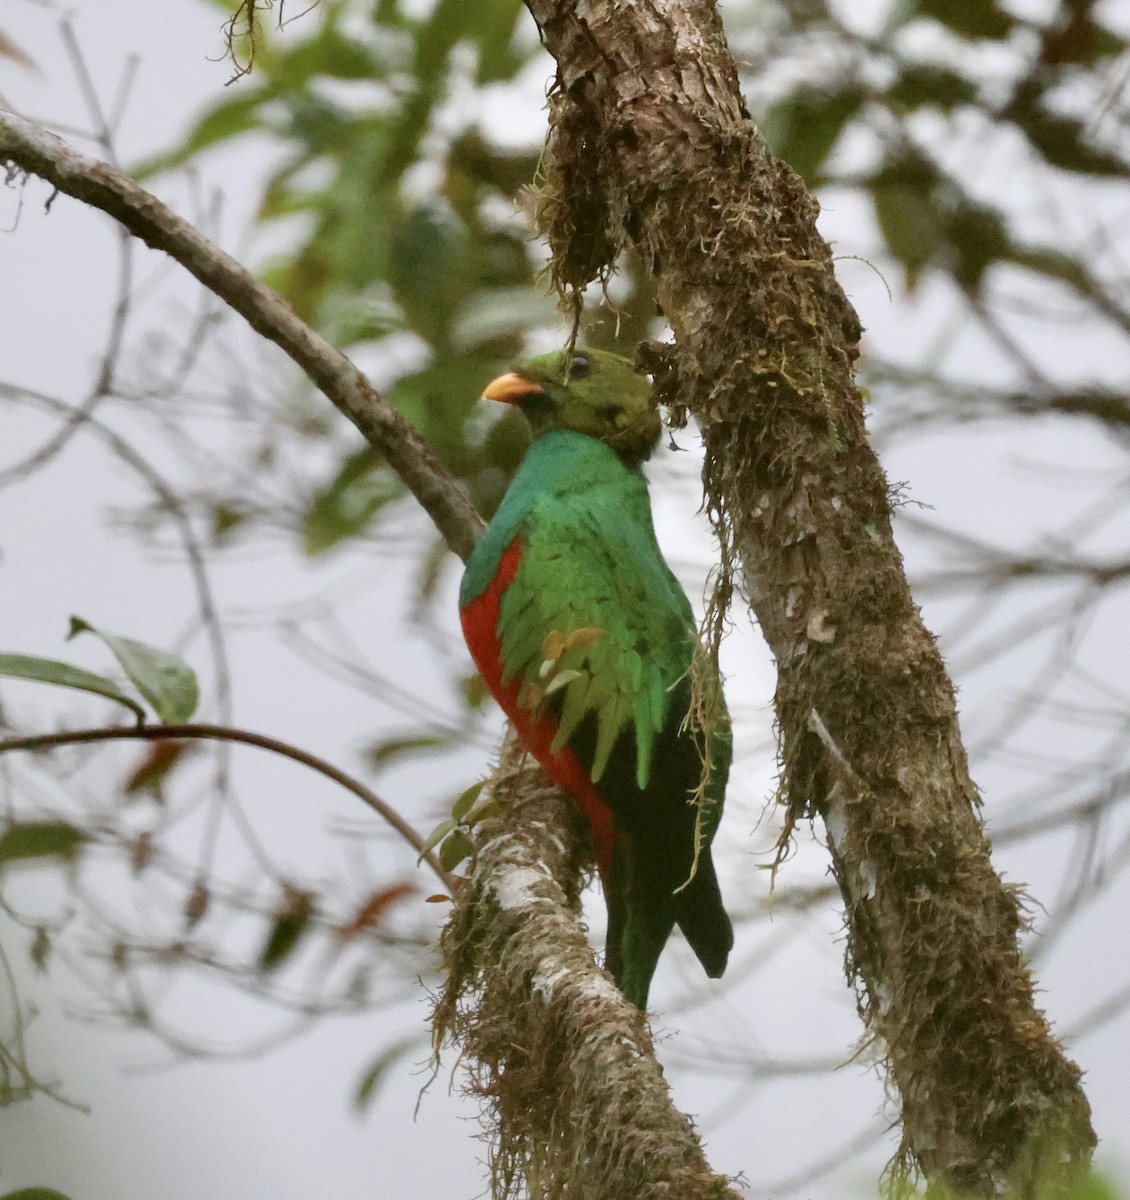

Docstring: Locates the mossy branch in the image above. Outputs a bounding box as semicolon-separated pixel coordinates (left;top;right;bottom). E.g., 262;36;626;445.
435;738;740;1200
524;0;1095;1193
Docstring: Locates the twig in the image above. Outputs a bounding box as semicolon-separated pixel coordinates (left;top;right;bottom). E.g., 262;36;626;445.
0;381;252;873
0;723;455;892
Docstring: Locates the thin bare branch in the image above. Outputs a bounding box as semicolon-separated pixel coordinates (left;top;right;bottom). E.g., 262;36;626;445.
0;723;455;892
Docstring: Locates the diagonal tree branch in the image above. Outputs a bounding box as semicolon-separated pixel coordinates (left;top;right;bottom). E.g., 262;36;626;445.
0;109;484;562
524;0;1095;1194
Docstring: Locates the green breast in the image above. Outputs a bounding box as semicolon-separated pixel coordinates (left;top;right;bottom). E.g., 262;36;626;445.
461;431;658;606
462;429;698;789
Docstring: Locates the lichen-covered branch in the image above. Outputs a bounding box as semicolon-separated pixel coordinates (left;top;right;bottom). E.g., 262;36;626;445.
436;739;739;1200
524;0;1095;1193
0;110;484;562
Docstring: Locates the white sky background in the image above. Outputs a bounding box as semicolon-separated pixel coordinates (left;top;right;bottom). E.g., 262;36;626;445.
2;1;1129;1198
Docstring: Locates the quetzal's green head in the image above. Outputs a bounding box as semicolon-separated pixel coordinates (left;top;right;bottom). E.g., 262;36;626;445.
483;348;661;462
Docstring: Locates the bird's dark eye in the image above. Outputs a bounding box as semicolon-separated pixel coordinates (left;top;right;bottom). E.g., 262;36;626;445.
569;353;591;380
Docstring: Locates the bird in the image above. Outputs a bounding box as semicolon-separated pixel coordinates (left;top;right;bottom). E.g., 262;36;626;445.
458;346;733;1010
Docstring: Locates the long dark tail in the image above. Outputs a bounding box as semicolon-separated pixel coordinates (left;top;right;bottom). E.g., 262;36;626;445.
604;833;679;1010
564;682;733;1009
605;837;732;1009
675;850;732;979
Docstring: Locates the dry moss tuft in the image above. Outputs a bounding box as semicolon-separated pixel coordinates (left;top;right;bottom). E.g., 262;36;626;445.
537;85;623;300
219;0;280;82
435;740;740;1200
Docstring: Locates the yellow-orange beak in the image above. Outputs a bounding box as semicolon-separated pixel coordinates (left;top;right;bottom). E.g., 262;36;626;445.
482;372;545;403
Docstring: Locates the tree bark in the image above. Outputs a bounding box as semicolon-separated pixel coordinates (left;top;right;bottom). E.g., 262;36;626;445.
525;0;1095;1194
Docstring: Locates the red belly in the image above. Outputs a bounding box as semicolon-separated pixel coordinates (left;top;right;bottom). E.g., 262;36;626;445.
460;536;618;885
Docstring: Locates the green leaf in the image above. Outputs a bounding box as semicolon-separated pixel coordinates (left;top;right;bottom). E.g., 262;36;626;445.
257;887;316;972
872;185;942;291
1040;16;1126;68
870;151;944;291
888;65;977;113
317;286;403;347
354;1036;421;1113
471;0;527;84
0;653;145;724
439;828;474;873
762;86;864;182
0;821;87;867
210;503;248;545
377;0;475;185
451;780;485;822
914;0;1014;40
445;130;539;210
1006;85;1128;177
420;783;488;871
386;352;508;465
386;207;468;340
367;735;450;769
1006;243;1096;298
68;618;199;724
302;447;401;554
418;817;457;862
0;1190;77;1200
273;26;381;83
451;287;560;352
134;91;269;178
945;201;1009;291
459;670;492;711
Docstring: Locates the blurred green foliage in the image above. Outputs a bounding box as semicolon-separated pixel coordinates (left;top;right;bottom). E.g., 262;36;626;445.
146;0;1127;555
758;0;1127;293
143;0;565;552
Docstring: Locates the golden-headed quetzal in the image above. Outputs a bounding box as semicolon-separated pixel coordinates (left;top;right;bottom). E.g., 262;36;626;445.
459;348;733;1010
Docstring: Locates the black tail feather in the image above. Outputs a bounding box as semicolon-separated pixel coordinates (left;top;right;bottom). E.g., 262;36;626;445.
566;690;732;1007
676;851;732;978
